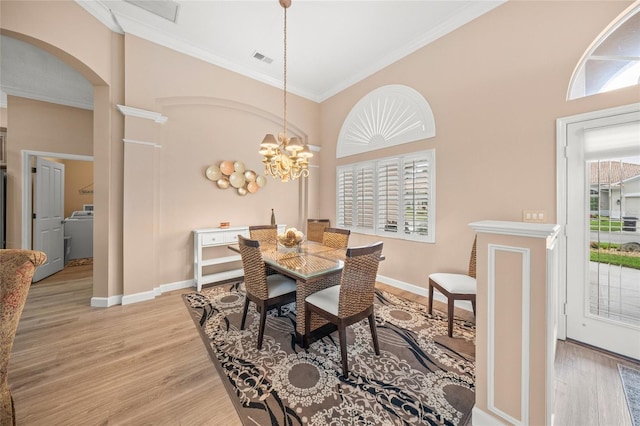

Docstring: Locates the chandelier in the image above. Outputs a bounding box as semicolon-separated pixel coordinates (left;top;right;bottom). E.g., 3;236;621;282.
259;0;313;182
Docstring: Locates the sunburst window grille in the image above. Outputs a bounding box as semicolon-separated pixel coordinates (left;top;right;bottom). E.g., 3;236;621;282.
336;85;436;158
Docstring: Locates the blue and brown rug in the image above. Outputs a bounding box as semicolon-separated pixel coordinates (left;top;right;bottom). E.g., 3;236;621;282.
183;282;475;425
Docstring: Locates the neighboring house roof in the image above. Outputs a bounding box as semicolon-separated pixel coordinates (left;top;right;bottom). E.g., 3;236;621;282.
590;161;640;185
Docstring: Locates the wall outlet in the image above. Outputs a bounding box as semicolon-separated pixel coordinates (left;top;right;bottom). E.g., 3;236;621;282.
523;210;546;223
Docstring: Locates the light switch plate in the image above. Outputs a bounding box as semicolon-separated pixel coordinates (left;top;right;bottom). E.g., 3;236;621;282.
523;210;546;223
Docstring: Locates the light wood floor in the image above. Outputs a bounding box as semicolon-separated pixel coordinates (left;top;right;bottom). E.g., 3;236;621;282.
8;267;638;425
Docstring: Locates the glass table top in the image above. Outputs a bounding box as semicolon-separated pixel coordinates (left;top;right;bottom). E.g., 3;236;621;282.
229;241;345;281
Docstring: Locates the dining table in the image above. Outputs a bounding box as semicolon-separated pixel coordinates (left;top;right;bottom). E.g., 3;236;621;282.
228;240;349;346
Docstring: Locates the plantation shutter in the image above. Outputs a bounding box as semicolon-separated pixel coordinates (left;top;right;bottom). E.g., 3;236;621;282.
337;168;354;227
336;150;435;243
403;155;431;236
355;165;375;230
377;160;400;234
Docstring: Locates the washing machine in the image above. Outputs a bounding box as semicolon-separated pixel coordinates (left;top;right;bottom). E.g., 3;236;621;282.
64;210;93;260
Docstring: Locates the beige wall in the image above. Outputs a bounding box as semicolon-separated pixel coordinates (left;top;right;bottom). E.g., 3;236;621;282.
118;34;322;291
63;159;94;218
0;0;638;419
2;1;639;299
5;97;92;249
2;0;124;300
319;0;639;290
1;106;7;127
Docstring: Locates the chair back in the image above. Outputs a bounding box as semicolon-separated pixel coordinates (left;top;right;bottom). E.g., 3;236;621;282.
237;235;269;300
468;236;477;279
337;242;383;318
249;225;278;245
307;219;330;243
322;228;350;249
0;249;46;426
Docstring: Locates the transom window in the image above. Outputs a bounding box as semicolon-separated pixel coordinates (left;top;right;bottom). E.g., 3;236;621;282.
336;150;435;243
568;4;640;99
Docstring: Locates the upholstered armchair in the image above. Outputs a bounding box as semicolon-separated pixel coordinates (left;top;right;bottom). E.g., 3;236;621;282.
1;249;47;426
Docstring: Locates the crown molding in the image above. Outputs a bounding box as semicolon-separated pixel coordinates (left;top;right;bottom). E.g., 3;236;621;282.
75;0;124;33
317;1;505;102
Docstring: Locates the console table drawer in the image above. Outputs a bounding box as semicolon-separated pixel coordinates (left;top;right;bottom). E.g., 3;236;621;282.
201;233;224;246
223;232;243;244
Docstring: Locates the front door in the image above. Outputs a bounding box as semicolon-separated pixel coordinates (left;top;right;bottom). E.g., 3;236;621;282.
565;110;640;360
32;157;65;282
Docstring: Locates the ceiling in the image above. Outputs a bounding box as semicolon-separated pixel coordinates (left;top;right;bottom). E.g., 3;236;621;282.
0;0;505;108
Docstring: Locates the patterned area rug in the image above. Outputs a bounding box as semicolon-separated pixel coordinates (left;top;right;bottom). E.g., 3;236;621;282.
183;282;476;425
620;364;640;426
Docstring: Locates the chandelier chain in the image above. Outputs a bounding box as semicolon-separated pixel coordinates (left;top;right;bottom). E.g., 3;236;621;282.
283;5;287;138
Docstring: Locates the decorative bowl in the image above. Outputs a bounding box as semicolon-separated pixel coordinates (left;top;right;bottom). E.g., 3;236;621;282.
277;236;299;247
220;222;230;228
277;228;304;251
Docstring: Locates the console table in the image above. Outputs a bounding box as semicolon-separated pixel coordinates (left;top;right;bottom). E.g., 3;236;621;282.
193;225;284;291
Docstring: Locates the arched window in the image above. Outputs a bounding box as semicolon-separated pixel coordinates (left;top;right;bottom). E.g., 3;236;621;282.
335;85;437;242
336;85;435;158
568;4;640;100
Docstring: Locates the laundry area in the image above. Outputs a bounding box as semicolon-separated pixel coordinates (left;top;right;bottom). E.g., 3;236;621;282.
58;158;94;265
64;208;93;263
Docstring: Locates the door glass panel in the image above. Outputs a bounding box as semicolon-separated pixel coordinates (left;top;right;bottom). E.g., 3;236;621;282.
588;157;640;326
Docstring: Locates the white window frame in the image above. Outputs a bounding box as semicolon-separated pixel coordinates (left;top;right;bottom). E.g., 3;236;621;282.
336;149;436;243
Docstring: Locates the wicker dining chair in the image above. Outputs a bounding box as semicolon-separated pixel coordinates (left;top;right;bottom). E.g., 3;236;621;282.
322;227;351;249
428;236;477;337
238;235;297;350
249;225;278;245
304;241;383;376
307;219;330;243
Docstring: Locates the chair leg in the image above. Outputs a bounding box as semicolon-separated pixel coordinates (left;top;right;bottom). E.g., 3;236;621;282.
304;303;312;348
240;297;250;330
368;312;380;355
471;298;477;316
428;283;434;314
338;324;348;376
447;297;455;337
257;301;267;350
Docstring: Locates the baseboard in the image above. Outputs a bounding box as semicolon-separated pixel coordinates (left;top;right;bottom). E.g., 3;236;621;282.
377;274;428;296
122;290;156;305
472;406;507;426
376;274;474;312
90;294;122;307
92;280;195;307
159;279;194;293
122;279;195;305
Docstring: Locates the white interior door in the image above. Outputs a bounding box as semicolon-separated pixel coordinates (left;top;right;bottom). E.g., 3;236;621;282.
33;157;65;282
565;111;640;360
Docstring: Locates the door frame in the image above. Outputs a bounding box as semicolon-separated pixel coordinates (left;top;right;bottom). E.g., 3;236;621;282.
556;102;640;341
21;149;93;249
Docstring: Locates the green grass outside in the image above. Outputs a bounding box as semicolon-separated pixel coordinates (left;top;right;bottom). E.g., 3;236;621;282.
590;242;640;270
590;218;622;232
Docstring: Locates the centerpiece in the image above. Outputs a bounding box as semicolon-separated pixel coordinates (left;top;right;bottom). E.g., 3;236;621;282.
277;227;305;253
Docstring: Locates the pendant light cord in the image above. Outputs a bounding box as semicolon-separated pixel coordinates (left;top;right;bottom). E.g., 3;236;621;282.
283;5;288;140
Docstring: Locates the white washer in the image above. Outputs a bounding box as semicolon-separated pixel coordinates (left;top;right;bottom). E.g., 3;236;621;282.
64;211;93;260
